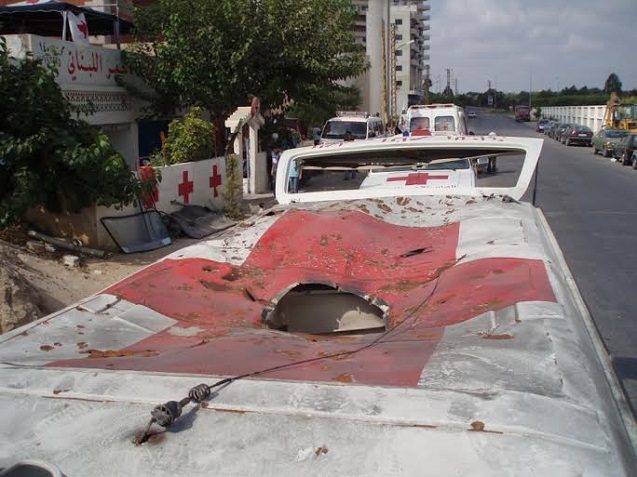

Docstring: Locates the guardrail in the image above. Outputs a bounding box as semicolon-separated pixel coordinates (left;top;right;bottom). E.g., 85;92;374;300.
540;105;607;132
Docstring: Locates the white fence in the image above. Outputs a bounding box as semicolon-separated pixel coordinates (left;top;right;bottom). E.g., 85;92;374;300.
540;105;608;132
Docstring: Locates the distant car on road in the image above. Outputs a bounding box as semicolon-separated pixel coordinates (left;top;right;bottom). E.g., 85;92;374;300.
467;111;477;119
560;124;593;146
514;105;531;122
536;118;550;133
592;129;628;157
613;133;637;165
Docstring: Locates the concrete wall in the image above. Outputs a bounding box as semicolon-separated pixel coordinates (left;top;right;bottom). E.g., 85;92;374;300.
27;155;239;251
541;105;608;132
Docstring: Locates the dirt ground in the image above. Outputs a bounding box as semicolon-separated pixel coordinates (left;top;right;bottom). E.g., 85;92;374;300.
0;228;200;332
0;194;275;334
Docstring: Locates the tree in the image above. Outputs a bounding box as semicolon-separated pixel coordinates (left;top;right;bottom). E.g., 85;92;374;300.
160;108;216;164
123;0;369;121
0;40;143;229
604;73;622;95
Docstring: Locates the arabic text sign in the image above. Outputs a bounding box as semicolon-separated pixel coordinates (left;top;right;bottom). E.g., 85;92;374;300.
6;34;129;87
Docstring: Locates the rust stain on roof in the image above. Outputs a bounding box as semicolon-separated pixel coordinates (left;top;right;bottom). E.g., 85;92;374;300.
315;446;329;456
40;345;54;352
333;373;354;383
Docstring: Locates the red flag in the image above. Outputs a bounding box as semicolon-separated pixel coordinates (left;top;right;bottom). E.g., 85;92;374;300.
67;11;89;45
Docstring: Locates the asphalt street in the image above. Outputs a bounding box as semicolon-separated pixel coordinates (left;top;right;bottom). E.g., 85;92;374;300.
470;111;637;418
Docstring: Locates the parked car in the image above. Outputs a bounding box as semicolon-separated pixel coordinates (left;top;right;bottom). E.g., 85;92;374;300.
613;132;637;165
536;118;550;133
546;122;565;139
554;123;574;142
592;129;628;157
560;124;593;146
543;120;557;135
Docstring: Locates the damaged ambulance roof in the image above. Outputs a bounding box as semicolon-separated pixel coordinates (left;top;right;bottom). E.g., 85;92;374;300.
0;135;635;476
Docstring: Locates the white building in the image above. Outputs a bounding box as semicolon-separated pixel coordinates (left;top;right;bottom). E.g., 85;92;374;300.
351;0;431;123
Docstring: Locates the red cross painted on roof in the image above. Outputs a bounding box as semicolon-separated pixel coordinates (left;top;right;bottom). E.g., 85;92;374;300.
58;210;556;388
387;172;449;185
209;164;222;198
178;170;194;204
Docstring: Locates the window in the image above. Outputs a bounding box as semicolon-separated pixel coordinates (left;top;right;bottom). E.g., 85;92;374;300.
395;49;403;56
410;117;430;131
396;34;403;41
434;116;456;132
396;65;403;71
395;19;403;25
396;80;403;87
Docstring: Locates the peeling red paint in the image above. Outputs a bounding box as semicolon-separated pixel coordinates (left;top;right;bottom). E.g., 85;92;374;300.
470;421;485;431
40;345;54;352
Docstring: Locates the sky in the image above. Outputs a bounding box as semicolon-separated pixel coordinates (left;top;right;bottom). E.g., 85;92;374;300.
428;0;637;94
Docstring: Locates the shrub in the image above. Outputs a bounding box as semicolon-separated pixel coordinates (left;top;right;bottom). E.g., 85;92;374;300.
161;107;216;164
0;39;143;229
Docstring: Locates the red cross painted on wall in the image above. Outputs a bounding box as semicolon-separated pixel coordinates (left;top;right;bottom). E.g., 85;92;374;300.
209;165;222;198
178;170;194;204
387;172;449;186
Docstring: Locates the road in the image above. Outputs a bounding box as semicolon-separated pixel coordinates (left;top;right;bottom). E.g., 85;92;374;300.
469;111;637;417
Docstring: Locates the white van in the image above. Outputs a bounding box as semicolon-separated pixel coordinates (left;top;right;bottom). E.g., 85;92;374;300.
319;112;385;144
399;103;469;136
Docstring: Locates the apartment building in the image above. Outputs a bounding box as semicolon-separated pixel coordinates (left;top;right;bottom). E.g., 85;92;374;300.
351;0;431;122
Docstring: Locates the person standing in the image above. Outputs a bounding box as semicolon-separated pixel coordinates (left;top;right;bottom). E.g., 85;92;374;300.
271;145;282;190
288;159;300;193
487;131;498;173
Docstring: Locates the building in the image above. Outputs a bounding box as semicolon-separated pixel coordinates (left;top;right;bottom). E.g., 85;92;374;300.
351;0;431;124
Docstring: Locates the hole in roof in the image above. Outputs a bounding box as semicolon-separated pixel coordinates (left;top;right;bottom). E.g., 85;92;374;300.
263;283;387;335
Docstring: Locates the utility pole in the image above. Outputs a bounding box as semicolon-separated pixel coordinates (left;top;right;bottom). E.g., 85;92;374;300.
381;22;388;126
390;23;397;129
424;64;430;105
445;68;451;97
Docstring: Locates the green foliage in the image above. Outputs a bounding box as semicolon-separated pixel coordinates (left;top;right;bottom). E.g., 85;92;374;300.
0;39;142;229
222;153;244;220
123;0;368;120
161;107;216;164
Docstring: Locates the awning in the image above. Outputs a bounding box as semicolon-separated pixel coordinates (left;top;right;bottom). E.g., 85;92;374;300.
0;0;133;37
